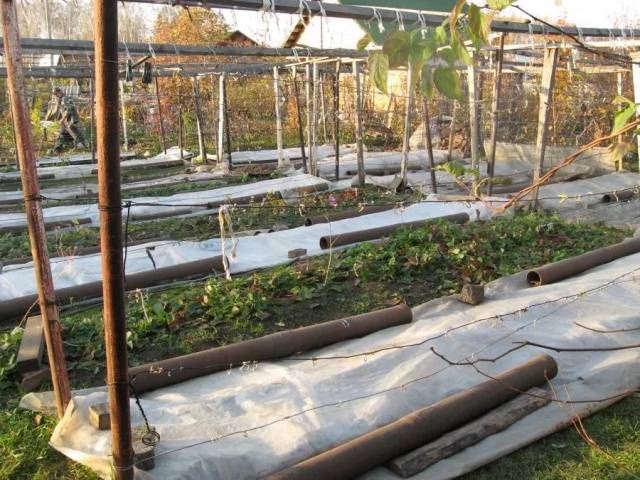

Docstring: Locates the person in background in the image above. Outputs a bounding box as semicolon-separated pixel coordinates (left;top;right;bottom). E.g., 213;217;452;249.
45;87;86;154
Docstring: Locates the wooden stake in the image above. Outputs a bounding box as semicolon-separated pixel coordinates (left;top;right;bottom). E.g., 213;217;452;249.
291;66;307;172
192;76;207;162
94;0;134;475
177;92;184;160
154;76;166;154
352;60;365;188
90;78;96;163
333;60;341;179
487;33;505;195
320;72;328;143
217;73;226;168
448;101;457;161
531;47;559;206
1;0;71;418
629;53;640;172
273;66;286;169
222;75;232;171
421;96;437;193
399;63;414;188
305;63;313;174
311;62;319;175
119;81;129;151
467;51;479;168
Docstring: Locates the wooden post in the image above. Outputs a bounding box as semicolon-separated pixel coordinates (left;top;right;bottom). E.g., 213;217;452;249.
192;76;207;162
353;60;365;188
333;60;341;179
305;63;313;174
222;75;232;171
177;87;184;160
320;72;328;143
90;78;96;163
119;80;128;151
400;63;414;188
273;66;287;169
311;62;319;175
448;101;457;161
291;66;307;172
94;0;134;476
154;76;166;154
467;51;479;168
617;71;624;171
8;96;20;168
421;96;437;193
487;34;505;196
531;47;559;206
217;73;226;168
630;53;640;172
1;0;71;419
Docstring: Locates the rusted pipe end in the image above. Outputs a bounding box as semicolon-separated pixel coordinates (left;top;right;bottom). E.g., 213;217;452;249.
526;271;542;286
319;236;330;249
304;218;313;226
601;194;613;203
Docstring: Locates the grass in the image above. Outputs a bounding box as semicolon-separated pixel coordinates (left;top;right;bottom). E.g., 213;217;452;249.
0;212;638;479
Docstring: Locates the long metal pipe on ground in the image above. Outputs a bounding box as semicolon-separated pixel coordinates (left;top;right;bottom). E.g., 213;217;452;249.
265;354;558;480
128;304;412;394
526;236;640;286
319;213;469;250
305;205;396;226
0;255;225;321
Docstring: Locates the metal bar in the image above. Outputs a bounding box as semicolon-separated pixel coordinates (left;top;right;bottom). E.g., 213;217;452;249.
119;80;128;151
192;76;207;162
93;0;134;476
421;97;437;194
353;60;365;188
274;66;285;169
223;75;232;171
90;78;96;163
305;63;313;174
319;73;328;144
217;73;225;167
311;62;318;175
177;88;184;160
334;60;340;180
1;0;71;418
291;66;307;173
154;76;167;153
487;34;505;196
400;63;414;188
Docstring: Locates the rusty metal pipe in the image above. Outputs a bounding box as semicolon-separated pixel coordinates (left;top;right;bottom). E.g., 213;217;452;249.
527;236;640;286
305;205;395;226
265;354;558;480
129;304;412;394
319;212;469;249
601;189;636;203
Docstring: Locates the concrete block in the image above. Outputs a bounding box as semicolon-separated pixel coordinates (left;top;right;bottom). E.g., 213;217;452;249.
16;315;45;374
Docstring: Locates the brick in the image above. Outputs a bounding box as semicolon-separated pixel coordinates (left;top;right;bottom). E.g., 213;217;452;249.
458;284;485;305
288;248;307;259
89;402;111;430
16;315;45;374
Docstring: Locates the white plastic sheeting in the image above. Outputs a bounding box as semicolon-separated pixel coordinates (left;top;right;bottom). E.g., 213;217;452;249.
230;144;357;165
35;151;137;167
0;147;188;182
0;174;329;231
39;249;640;479
0;198;489;306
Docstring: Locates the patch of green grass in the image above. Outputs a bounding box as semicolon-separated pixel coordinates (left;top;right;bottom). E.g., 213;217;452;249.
0;212;634;478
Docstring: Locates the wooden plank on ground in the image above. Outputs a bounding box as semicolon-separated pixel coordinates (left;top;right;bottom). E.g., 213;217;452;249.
16;315;45;373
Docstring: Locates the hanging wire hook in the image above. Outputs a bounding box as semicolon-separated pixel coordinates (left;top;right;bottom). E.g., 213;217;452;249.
372;7;385;34
395;9;405;31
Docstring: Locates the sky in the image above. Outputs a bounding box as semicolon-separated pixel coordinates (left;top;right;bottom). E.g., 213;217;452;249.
195;0;640;49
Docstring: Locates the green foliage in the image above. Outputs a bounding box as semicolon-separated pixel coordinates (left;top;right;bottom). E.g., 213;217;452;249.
433;67;463;100
612;95;637;135
368;51;390;94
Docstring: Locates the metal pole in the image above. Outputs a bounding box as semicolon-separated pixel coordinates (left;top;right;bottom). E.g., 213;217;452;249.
487;33;504;196
305;63;313;174
421;96;437;194
154;76;166;154
319;72;328;143
352;60;365;188
291;66;307;172
90;78;96;163
400;63;414;188
448;101;457;161
274;65;285;169
311;62;318;175
2;0;71;419
119;80;128;151
177;85;184;160
333;60;341;180
223;75;232;171
217;73;226;168
467;51;479;169
192;76;207;162
94;0;134;476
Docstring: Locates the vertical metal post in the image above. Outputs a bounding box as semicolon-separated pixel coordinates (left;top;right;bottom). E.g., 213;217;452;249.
311;62;319;175
94;0;134;476
467;51;479;168
177;85;184;160
333;60;341;180
217;73;226;167
421;96;437;194
487;34;505;195
352;60;365;188
400;63;414;188
222;74;232;172
192;76;207;162
119;80;128;151
305;63;313;174
154;76;166;154
273;66;286;169
2;0;71;419
448;101;457;161
319;72;328;143
90;78;96;163
617;70;624;171
532;47;559;206
291;66;307;172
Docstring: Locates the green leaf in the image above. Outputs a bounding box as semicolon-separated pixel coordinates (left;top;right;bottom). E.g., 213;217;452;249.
382;30;411;57
368;51;389;94
433;67;463;100
468;4;491;48
451;31;472;65
438;46;458;66
357;33;372;51
613;95;634;107
612;103;637;135
487;0;515;10
449;0;466;32
434;25;448;45
420;65;434;98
